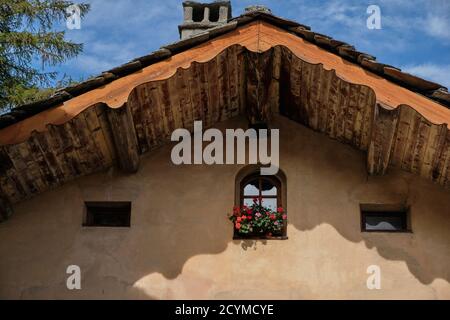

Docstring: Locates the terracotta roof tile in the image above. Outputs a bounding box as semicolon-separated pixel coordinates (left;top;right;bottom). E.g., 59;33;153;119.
1;10;448;130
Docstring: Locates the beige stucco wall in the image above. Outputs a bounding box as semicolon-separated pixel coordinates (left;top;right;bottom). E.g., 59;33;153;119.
0;115;449;300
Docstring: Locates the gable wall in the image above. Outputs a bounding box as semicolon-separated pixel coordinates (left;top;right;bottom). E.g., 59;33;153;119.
0;115;449;299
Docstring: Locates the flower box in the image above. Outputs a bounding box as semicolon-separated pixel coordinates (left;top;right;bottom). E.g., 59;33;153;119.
228;197;287;240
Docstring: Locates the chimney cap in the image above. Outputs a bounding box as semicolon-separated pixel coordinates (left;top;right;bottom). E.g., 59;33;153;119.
182;1;231;8
179;1;232;40
245;5;272;14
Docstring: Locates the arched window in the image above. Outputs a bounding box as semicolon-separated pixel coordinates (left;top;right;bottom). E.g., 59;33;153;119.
234;166;287;240
241;174;281;211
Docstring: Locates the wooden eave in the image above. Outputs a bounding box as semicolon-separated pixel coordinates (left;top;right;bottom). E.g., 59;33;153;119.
0;20;449;146
0;17;449;221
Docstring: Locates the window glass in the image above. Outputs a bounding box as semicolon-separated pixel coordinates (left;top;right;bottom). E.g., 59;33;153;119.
244;180;260;196
361;210;408;232
261;198;277;210
365;215;404;231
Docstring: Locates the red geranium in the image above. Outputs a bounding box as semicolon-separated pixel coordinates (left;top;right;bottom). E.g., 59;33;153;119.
229;202;284;237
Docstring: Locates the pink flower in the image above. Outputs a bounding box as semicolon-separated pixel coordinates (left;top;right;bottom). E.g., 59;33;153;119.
282;214;287;220
235;223;241;230
277;207;284;213
270;214;276;221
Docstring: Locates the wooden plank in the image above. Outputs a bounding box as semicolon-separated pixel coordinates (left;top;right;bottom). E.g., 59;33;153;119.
28;134;58;188
237;47;247;115
433;130;450;186
128;87;149;153
354;86;369;149
106;103;140;173
269;46;281;116
344;84;360;143
245;49;275;125
442;136;450;187
410;118;431;175
167;75;183;130
176;67;194;129
335;80;350;142
187;62;203;123
51;123;81;178
228;45;241;117
367;104;400;175
308;64;323;130
217;49;230;120
206;57;220;125
359;88;376;151
401;110;422;172
96;104;117;162
317;68;333;134
141;85;161;151
157;82;175;140
6;144;35;196
326;74;341;139
421;123;446;179
299;60;312;128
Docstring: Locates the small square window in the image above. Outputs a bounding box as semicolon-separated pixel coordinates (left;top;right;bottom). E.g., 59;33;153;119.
360;204;409;233
84;202;131;227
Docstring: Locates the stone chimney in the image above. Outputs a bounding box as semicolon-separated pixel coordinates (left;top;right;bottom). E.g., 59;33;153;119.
179;1;232;39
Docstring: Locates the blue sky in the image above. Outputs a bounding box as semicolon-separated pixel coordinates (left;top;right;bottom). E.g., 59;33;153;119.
51;0;450;88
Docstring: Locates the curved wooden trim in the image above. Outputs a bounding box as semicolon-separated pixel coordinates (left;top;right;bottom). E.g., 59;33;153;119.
0;20;449;146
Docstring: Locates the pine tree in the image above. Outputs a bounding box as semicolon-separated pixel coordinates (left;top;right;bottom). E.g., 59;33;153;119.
0;0;90;111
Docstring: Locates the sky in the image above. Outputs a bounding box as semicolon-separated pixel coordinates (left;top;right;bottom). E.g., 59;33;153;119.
49;0;450;88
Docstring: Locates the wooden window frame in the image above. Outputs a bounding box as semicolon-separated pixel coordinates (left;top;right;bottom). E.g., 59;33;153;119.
235;171;288;240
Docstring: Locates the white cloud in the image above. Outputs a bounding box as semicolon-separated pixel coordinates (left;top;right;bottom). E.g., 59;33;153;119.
61;0;182;77
49;0;450;84
403;64;450;88
425;14;450;41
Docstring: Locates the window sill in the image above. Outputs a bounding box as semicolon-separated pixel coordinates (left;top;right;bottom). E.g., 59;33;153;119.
233;236;288;241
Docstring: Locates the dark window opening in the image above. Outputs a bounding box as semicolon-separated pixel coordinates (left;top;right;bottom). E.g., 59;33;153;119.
192;7;204;22
361;205;409;233
209;7;219;22
84;202;131;227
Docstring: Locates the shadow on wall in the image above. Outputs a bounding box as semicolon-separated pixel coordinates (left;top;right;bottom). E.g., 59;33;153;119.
0;116;449;299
